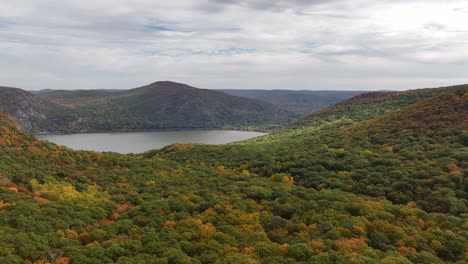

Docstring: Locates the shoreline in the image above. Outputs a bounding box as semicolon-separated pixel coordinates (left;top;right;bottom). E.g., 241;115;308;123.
35;127;272;136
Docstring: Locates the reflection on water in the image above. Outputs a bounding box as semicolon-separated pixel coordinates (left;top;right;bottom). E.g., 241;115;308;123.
38;130;267;154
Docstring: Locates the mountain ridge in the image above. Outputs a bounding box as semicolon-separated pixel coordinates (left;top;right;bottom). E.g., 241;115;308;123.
1;81;298;133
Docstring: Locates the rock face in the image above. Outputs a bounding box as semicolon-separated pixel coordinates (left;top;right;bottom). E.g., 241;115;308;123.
0;87;50;131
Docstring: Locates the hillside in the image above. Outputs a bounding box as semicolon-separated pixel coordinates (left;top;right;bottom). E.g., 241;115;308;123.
291;85;465;129
0;84;466;263
0;87;74;132
219;89;364;115
153;85;468;215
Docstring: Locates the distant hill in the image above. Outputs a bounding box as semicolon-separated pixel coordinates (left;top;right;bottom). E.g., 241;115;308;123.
219;89;364;115
1;82;297;133
30;89;54;94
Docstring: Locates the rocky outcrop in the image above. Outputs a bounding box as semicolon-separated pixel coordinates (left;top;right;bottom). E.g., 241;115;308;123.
0;87;50;131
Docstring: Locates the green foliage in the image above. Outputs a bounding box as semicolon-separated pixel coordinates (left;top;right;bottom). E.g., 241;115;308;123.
0;84;467;263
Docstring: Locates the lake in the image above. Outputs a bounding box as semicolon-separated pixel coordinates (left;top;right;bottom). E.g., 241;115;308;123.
37;130;267;154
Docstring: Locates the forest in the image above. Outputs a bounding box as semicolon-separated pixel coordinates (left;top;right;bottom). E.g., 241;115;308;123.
0;84;467;263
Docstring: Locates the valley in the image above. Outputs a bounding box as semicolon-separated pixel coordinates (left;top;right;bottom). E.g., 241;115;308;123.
0;84;466;263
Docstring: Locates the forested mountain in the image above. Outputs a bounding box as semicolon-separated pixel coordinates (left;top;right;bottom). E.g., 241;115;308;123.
64;81;296;132
1;82;297;133
0;84;466;263
219;89;364;115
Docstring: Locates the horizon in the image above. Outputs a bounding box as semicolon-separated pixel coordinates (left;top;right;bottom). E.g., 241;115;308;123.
1;1;467;90
3;80;467;93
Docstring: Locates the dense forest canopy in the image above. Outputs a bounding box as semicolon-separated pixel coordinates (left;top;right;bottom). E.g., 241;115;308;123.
0;84;467;263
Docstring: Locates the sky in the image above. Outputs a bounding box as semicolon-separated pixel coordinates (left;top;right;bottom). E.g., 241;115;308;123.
0;0;467;91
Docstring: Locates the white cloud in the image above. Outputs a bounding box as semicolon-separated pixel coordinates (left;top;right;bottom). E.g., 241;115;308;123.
0;0;467;90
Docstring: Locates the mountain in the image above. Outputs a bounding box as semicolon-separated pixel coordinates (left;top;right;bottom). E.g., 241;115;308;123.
0;84;467;263
2;82;297;133
219;89;364;115
67;81;297;132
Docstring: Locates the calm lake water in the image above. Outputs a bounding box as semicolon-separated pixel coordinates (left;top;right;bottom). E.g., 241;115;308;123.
38;130;266;154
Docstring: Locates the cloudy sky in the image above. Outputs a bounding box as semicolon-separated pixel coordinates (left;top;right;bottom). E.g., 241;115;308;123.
0;0;467;90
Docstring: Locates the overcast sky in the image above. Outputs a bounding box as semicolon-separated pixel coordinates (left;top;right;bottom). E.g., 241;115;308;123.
0;0;467;90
